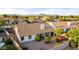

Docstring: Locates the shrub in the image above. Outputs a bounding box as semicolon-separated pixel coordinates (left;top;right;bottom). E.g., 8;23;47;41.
6;45;17;50
54;35;66;42
70;40;77;48
54;36;60;42
44;35;50;43
53;43;60;47
35;35;41;41
54;28;64;35
5;39;13;45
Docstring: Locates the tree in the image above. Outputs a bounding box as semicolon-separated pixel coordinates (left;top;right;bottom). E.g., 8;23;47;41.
35;35;41;41
70;40;77;48
5;39;13;45
6;45;17;50
54;28;64;35
0;18;5;26
44;35;50;43
67;27;79;48
67;28;79;41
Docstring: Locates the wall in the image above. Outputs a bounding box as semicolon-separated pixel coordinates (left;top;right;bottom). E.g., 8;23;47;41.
14;26;36;43
49;41;70;50
20;35;36;43
0;38;3;42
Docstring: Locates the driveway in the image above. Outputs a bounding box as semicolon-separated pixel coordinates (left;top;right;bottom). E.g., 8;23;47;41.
21;40;54;50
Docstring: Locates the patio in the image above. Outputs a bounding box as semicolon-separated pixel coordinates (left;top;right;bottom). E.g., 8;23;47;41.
21;40;54;50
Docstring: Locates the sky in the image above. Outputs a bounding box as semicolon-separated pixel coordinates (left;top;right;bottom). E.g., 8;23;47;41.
0;8;79;15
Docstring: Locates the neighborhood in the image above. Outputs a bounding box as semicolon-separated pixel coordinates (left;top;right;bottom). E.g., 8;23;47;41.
0;14;79;50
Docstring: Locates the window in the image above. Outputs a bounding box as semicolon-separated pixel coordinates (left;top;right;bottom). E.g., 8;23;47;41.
28;35;32;39
21;36;24;41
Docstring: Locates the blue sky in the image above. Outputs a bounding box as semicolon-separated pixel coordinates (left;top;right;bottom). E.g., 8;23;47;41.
0;8;79;15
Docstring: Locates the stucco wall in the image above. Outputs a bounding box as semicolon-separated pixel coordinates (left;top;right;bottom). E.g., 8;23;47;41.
14;26;36;43
20;35;36;43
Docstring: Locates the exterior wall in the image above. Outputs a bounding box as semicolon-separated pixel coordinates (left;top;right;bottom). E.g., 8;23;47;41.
14;25;53;43
20;35;36;43
14;26;36;43
0;37;3;42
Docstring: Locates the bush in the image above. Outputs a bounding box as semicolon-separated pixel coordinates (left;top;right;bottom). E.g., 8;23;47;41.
54;35;66;42
70;40;77;48
54;36;60;42
5;39;13;45
53;43;60;47
35;35;41;41
44;35;50;43
54;28;64;35
6;45;17;50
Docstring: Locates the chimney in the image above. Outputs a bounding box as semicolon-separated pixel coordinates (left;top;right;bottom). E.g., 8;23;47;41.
40;24;44;29
67;22;71;26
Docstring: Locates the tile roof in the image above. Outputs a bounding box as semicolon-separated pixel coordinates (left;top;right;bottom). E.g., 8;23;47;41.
53;21;79;28
16;21;79;36
16;23;53;36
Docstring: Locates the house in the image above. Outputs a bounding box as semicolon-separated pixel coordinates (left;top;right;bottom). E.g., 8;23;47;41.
14;22;54;43
14;21;79;43
2;17;17;25
0;29;5;48
47;21;79;32
0;28;4;42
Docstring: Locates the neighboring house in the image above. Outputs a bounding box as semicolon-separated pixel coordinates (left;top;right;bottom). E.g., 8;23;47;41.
47;21;79;32
14;23;54;43
3;17;16;25
0;29;5;48
0;29;5;42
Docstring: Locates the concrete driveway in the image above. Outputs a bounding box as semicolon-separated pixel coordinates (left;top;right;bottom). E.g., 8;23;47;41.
21;40;54;50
